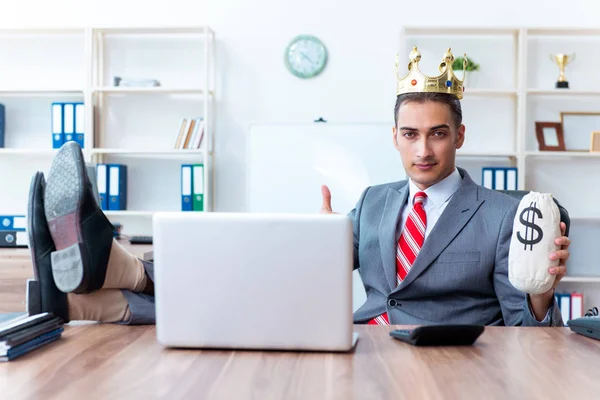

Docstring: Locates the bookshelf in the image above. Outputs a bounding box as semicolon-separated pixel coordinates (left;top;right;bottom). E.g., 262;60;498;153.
0;26;215;236
400;26;600;311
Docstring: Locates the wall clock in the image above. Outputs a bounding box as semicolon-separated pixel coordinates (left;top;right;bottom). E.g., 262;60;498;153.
284;35;328;79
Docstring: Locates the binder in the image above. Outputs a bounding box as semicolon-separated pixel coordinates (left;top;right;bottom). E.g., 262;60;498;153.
481;167;518;190
506;168;517;190
51;102;64;149
107;164;127;211
482;168;493;189
181;164;193;211
63;103;75;143
556;293;571;325
96;164;109;210
0;231;28;248
0;215;26;231
571;292;584;320
74;102;84;148
192;164;204;211
494;169;506;190
0;103;5;148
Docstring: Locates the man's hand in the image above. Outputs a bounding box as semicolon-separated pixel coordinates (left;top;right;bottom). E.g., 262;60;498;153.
547;221;571;288
529;221;571;321
320;185;338;214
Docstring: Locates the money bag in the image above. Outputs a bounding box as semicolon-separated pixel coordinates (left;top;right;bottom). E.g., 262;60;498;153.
508;192;561;295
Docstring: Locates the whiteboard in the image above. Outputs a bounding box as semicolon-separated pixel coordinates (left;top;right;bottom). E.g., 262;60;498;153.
247;123;406;215
247;123;406;313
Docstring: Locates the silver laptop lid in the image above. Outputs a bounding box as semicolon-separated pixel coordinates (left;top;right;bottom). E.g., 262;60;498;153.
153;212;354;351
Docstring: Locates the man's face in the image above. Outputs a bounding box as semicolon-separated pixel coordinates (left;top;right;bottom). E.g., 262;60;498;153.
392;101;465;190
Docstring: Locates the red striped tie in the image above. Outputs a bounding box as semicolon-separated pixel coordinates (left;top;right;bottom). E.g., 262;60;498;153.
368;191;427;325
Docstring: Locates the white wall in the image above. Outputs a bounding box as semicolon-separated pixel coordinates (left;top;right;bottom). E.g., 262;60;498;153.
1;0;600;211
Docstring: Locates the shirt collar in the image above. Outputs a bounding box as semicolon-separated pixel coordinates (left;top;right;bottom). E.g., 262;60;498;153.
408;168;462;209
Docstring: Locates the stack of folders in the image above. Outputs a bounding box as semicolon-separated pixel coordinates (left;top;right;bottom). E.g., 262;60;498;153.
0;313;64;361
51;102;85;149
181;164;204;211
0;215;28;248
173;118;205;150
96;163;128;211
556;292;584;326
481;167;518;190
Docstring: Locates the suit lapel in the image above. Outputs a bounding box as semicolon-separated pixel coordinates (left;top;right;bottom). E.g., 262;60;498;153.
378;185;409;292
394;173;485;292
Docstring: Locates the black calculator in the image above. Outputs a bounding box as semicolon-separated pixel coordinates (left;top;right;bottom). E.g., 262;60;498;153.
568;316;600;340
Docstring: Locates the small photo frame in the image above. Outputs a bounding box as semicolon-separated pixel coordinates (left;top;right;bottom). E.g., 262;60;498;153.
535;122;566;151
591;131;600;152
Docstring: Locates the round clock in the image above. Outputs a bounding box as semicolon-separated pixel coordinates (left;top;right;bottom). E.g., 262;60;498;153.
284;35;328;79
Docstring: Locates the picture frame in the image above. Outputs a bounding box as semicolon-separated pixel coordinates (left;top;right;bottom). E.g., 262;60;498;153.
561;111;600;151
591;131;600;152
535;122;566;151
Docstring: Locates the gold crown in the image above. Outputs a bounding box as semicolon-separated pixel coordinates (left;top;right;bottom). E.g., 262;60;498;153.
396;47;468;100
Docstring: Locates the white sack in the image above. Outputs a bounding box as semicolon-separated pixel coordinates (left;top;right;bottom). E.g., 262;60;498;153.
508;192;561;295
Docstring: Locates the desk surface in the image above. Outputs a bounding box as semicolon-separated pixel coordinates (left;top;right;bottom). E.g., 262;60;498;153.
1;324;600;399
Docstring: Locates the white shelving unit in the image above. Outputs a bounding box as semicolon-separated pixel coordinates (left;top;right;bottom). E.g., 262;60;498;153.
89;26;215;235
0;26;215;236
401;26;600;311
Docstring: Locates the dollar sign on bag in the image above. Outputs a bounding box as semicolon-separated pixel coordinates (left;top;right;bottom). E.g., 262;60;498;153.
517;201;543;251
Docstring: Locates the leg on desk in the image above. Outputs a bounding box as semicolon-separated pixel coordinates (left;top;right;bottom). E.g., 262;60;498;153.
27;142;156;325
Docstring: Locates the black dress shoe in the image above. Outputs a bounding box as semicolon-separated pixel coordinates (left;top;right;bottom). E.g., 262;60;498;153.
44;142;114;294
27;171;70;322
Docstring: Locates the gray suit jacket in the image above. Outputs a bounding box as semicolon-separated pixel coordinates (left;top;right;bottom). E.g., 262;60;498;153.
349;167;563;327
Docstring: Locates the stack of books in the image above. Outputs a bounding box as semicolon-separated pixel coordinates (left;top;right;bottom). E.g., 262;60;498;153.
173;117;205;150
0;312;64;361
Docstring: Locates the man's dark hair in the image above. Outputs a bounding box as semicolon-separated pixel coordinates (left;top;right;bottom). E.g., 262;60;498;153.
393;92;462;129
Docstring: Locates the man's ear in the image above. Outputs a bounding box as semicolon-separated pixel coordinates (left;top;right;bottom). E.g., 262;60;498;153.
392;125;400;151
455;124;465;149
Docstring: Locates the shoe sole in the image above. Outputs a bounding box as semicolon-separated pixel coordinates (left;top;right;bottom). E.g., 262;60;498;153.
45;143;89;293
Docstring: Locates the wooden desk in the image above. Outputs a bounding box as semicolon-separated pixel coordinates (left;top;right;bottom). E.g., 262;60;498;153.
1;325;600;399
0;240;152;313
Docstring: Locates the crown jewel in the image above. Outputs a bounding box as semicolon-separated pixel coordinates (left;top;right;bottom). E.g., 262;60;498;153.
396;47;468;100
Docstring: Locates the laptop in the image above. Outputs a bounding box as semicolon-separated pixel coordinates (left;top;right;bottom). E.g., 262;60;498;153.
152;212;358;352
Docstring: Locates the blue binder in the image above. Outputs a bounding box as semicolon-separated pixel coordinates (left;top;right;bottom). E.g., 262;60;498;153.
74;102;84;148
0;215;26;231
181;164;193;211
96;164;109;210
556;293;572;325
0;103;5;148
63;103;75;144
108;164;127;211
481;167;518;190
51;102;64;149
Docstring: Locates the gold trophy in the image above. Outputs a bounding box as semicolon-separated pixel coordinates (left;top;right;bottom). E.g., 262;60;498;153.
549;53;575;89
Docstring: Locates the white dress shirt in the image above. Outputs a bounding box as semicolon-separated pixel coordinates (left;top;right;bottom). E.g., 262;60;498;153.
398;168;462;240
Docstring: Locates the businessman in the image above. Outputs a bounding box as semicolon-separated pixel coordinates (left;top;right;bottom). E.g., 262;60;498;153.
320;47;570;326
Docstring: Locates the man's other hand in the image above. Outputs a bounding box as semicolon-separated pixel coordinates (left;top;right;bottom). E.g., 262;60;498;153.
320;185;338;214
